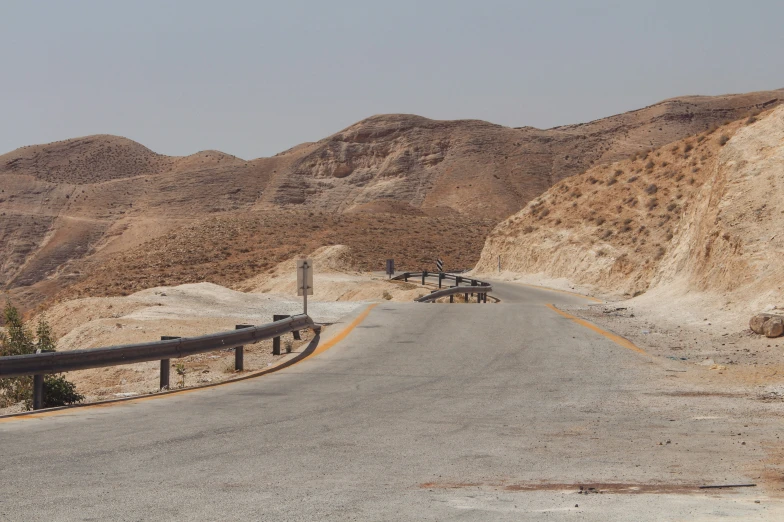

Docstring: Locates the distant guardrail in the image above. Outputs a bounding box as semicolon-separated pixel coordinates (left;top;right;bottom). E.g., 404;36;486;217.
414;285;492;303
0;314;319;410
392;272;492;303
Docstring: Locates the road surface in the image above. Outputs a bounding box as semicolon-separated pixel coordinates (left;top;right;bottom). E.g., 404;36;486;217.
1;281;781;520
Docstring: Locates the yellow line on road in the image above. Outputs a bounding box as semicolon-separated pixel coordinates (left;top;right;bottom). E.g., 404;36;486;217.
0;304;378;423
298;303;377;360
545;304;648;356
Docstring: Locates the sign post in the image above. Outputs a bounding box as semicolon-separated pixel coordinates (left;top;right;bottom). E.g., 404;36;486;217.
436;258;444;272
385;259;395;278
297;258;313;315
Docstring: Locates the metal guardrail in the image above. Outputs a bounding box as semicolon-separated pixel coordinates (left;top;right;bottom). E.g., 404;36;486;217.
392;271;492;287
414;285;493;303
0;314;319;410
391;272;492;303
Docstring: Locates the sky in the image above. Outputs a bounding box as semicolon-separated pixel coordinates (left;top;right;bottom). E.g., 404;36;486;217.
1;0;782;159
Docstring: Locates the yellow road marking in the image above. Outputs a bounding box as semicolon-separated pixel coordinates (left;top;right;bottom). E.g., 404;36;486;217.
0;304;378;423
546;304;648;356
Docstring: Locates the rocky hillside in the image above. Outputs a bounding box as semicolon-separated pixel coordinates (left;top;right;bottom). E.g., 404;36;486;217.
260;90;784;220
61;209;495;299
2;89;782;312
476;105;784;319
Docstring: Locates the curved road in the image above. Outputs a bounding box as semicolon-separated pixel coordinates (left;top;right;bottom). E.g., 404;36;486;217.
1;281;780;520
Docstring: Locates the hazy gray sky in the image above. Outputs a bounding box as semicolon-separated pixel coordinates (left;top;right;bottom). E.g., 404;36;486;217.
2;1;782;159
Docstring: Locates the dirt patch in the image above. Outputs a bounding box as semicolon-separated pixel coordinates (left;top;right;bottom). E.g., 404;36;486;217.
653;391;748;398
419;481;704;495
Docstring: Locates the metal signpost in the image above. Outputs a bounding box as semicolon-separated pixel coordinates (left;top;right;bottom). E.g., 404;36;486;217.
297;258;314;315
386;259;395;278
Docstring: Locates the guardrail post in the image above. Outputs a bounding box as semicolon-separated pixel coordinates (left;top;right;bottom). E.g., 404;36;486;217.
464;292;468;303
33;374;44;410
160;336;180;389
456;276;462;285
160;360;170;389
449;295;454;303
235;324;254;371
422;271;427;285
439;273;443;288
272;314;287;355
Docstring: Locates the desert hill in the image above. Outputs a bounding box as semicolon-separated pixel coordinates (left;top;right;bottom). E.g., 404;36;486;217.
2;88;782;312
258;90;784;219
61;209;495;300
475;105;784;323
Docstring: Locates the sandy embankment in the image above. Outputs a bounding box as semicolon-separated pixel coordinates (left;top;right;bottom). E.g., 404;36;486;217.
1;245;428;414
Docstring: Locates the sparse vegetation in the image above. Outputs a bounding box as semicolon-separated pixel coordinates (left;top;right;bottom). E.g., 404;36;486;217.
64;210;497;299
175;363;187;388
0;304;84;409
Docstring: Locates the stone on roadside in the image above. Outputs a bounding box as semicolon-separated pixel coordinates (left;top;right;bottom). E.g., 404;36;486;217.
750;313;777;334
763;316;784;338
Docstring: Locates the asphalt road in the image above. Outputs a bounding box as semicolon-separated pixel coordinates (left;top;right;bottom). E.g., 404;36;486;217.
1;281;782;520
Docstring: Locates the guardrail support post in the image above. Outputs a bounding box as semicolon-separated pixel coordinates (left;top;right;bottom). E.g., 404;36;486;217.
450;295;454;303
235;324;255;371
422;271;427;285
439;273;443;288
33;374;44;410
160;360;170;390
404;272;408;282
464;292;468;303
159;336;180;389
273;314;288;355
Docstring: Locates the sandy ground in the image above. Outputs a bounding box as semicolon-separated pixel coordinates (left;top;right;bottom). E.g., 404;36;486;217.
0;256;431;415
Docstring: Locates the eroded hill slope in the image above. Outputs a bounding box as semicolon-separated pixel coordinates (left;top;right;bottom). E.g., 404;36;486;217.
476;106;784;319
260;90;784;220
2;89;782;312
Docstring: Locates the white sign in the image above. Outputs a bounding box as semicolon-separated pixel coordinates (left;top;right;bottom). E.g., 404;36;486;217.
297;258;313;296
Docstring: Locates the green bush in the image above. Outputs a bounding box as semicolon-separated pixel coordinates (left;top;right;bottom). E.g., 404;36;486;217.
0;303;84;410
41;375;84;408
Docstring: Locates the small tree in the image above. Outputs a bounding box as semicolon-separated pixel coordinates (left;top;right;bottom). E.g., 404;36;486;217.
0;303;84;409
0;303;34;406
